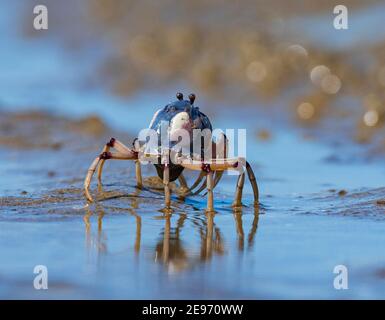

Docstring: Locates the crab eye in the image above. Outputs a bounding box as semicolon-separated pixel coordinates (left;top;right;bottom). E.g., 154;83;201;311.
176;92;183;100
188;93;196;104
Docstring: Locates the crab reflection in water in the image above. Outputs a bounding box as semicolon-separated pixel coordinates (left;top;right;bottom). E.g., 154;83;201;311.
83;203;259;272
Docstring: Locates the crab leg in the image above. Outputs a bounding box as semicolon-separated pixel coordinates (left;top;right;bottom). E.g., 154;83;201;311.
193;133;227;196
181;171;206;196
178;158;242;171
178;158;258;209
213;171;224;188
163;164;171;208
192;177;207;195
132;138;143;189
232;172;245;207
196;133;227;196
178;159;240;196
193;172;223;195
246;162;259;206
190;171;205;189
97;138;135;185
97;145;110;184
84;150;137;202
206;170;214;212
195;170;224;197
178;173;188;193
85;157;103;202
135;160;143;188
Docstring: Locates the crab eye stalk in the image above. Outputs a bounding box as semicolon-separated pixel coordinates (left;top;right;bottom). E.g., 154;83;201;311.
188;93;196;104
176;92;183;100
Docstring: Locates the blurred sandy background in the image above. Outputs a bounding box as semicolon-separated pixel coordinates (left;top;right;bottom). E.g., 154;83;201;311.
8;0;383;159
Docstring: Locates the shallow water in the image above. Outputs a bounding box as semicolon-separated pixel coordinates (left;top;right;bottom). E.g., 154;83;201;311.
1;2;385;299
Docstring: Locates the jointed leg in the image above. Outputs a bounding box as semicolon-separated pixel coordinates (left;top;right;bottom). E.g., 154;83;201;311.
193;176;207;195
178;173;188;191
176;174;190;201
192;131;227;196
178;170;220;197
190;172;205;190
133;138;143;189
178;158;258;210
178;158;242;172
85;156;102;202
163;164;171;208
178;160;239;211
246;162;259;206
84;138;137;202
206;170;214;212
135;160;143;188
180;171;206;196
196;133;227;196
213;171;224;189
232;172;245;208
97;138;136;185
201;171;224;196
97;144;110;185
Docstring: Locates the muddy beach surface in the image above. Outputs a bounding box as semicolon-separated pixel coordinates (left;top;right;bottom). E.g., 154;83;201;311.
1;1;385;299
